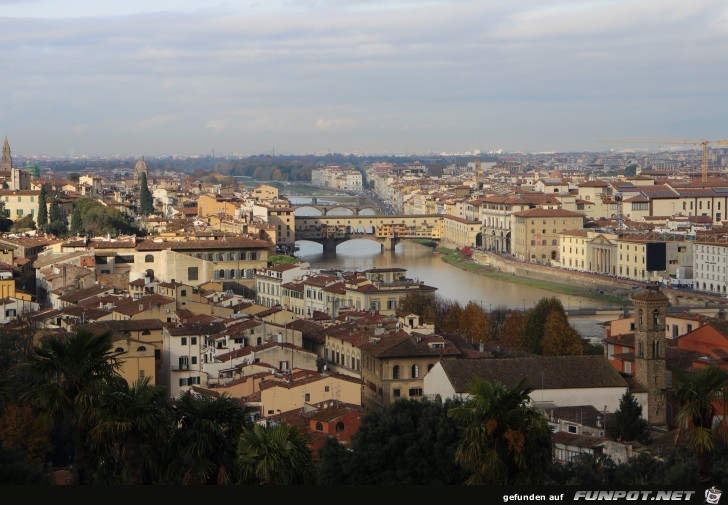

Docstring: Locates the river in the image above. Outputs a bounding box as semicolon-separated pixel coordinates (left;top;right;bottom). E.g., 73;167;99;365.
294;239;613;339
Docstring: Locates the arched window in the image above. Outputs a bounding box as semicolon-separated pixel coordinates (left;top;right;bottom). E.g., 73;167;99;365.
181;289;187;297
229;269;235;279
652;309;660;330
427;363;434;372
256;337;262;346
315;422;324;431
336;422;345;432
392;365;400;379
218;269;225;280
137;346;146;351
637;309;643;329
144;254;154;263
411;364;419;378
115;347;124;353
652;340;660;359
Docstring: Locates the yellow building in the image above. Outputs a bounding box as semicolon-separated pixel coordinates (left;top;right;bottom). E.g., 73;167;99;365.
559;230;619;275
197;194;244;218
360;332;463;408
512;208;585;263
252;200;295;247
0;190;41;223
253;370;362;418
441;215;481;249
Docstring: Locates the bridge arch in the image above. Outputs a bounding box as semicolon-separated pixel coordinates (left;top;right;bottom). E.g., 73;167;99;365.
294;206;324;216
325;206;355;216
357;207;378;215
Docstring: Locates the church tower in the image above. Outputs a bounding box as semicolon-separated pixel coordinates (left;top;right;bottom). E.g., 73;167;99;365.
2;136;12;171
632;285;668;426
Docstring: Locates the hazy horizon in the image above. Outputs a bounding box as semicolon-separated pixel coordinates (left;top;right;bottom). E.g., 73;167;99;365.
2;0;727;158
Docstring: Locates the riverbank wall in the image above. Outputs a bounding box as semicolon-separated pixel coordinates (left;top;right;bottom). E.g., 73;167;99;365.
473;251;648;299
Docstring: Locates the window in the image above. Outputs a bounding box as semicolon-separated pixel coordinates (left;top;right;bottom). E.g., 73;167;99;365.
408;387;423;397
411;364;419;378
336;422;345;432
315;422;324;431
115;347;125;353
191;356;197;365
181;289;187;297
567;425;578;434
144;254;154;263
392;365;400;379
187;267;198;281
139;370;145;379
324;386;330;392
304;393;310;401
181;337;187;345
137;346;146;351
116;255;135;264
191;337;197;345
393;388;401;398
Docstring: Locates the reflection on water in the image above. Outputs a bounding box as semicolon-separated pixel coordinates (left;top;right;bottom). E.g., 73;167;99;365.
295;239;612;338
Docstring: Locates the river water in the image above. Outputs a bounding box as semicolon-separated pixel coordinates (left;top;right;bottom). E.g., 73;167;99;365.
294;239;612;339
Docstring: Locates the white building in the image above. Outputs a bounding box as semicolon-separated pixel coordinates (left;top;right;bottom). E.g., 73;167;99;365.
423;356;631;414
693;241;728;295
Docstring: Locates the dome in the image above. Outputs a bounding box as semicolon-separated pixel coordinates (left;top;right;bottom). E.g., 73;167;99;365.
134;156;148;173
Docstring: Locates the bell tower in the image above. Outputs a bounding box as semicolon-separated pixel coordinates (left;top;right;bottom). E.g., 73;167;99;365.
1;136;11;171
632;285;668;426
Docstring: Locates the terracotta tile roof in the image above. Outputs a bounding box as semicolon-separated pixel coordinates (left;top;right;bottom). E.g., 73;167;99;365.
165;321;226;336
361;331;462;358
58;285;113;303
286;319;326;343
552;431;607;448
113;294;175;316
546;405;604;428
136;236;271;251
440;356;628;393
73;319;164;335
512;208;585;218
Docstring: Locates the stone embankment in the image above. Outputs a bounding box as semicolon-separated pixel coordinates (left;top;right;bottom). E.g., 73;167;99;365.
473;251;724;307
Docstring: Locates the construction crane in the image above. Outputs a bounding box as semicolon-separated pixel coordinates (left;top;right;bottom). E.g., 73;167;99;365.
601;138;728;182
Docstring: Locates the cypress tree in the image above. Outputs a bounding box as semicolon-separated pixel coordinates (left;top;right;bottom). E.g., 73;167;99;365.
139;173;153;216
69;207;83;236
37;185;48;229
47;200;68;237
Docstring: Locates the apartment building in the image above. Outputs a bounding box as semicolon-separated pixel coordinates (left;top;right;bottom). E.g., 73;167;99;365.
511;208;585;263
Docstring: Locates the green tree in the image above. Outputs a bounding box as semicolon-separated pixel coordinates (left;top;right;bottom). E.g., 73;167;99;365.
448;377;553;485
69;207;83;236
20;330;121;484
139;172;153;216
68;172;81;182
316;437;353;485
341;398;466;485
541;310;583;356
47;199;68;237
10;215;36;232
163;392;248;485
88;376;170;485
668;365;728;456
609;391;650;444
37;185;48;229
236;423;314;485
522;297;565;354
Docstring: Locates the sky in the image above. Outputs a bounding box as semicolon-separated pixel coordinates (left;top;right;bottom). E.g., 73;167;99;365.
1;0;727;157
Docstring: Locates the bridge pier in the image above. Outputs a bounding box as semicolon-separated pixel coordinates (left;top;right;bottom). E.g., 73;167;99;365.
322;238;339;253
381;237;400;251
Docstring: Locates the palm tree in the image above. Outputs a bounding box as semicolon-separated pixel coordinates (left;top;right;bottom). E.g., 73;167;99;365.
448;376;553;485
668;365;728;455
236;423;315;485
164;391;248;485
20;330;121;484
88;376;170;484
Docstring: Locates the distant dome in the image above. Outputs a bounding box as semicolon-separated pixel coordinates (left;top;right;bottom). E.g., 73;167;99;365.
134;156;148;173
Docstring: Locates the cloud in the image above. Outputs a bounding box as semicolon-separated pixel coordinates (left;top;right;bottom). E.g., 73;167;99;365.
1;1;727;156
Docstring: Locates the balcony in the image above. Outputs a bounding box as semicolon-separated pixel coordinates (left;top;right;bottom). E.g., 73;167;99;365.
172;364;189;371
